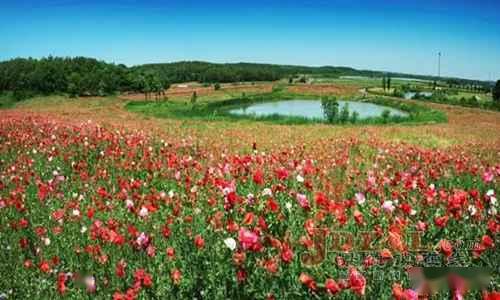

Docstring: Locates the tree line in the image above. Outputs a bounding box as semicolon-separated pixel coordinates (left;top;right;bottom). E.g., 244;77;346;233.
0;56;495;100
0;56;172;99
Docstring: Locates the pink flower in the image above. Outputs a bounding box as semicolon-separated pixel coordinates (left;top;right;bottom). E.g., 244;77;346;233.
483;170;494;183
355;192;366;205
296;193;310;209
238;227;258;250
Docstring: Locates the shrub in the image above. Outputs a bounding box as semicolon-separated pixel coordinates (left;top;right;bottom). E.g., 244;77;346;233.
381;109;391;123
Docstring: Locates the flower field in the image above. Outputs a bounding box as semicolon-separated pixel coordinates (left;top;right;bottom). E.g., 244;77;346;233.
0;108;499;299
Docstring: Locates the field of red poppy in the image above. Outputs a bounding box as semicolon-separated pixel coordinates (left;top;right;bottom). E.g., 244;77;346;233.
0;88;499;299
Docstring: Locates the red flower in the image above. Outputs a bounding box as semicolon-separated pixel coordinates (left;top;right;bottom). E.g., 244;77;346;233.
194;234;205;249
39;261;51;273
392;283;418;300
281;243;294;263
348;267;366;296
274;168;289;181
171;268;182;285
299;273;317;290
253;169;264;185
439;239;453;258
483;291;500;300
116;260;126;278
481;235;494;248
57;272;67;295
434;215;449;228
166;247;175;259
236;268;247;283
134;269;152;288
266;198;280;213
325;278;341;295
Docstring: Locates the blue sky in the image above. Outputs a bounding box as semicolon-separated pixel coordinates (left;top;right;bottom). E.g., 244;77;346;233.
1;0;499;80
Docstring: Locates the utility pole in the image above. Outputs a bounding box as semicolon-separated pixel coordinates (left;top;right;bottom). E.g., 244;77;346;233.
438;52;441;78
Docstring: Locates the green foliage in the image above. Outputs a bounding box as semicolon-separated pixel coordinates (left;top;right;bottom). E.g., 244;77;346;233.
0;57;130;97
494;80;500;103
381;109;391;123
191;91;198;106
214;83;221;90
350;111;359;123
321;97;339;123
339;103;350;123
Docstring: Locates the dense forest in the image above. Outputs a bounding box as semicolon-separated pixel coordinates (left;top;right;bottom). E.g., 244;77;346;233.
0;56;493;99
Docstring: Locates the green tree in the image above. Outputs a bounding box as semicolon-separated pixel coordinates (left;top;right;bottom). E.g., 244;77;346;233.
350;111;359;123
191;91;198;107
382;76;387;91
387;75;391;90
321;97;339;123
339;103;350;123
493;80;500;104
214;83;221;90
67;72;82;97
381;109;391;123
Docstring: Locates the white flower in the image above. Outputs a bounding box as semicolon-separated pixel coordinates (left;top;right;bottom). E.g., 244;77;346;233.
410;209;417;216
223;238;237;251
84;275;96;292
355;192;366;205
296;174;304;183
168;190;175;198
490;197;497;206
159;191;166;198
81;226;88;233
285;202;292;211
488;207;497;216
139;206;149;217
43;237;51;246
125;199;134;209
382;200;395;213
72;209;80;217
486;189;495;197
262;188;273;197
468;205;477;216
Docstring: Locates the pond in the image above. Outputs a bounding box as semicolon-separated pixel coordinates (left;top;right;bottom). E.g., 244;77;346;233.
228;99;408;120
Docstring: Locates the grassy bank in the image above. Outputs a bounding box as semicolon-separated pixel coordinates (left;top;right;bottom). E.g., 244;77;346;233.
126;91;447;125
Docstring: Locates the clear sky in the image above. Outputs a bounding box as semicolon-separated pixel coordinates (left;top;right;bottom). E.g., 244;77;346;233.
1;0;499;80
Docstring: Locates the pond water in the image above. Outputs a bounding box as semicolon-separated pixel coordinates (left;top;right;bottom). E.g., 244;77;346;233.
229;99;408;120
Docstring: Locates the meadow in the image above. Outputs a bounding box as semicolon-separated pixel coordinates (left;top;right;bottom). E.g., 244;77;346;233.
0;80;499;299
